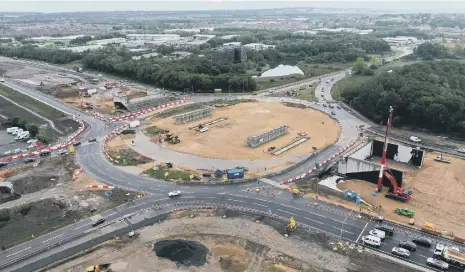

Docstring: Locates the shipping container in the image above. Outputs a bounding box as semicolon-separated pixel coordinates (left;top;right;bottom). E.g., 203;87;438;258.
226;168;244;179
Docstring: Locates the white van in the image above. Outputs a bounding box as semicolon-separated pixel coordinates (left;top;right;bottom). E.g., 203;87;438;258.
12;128;23;135
15;131;30;140
369;229;386;240
361;235;381;247
6;127;19;134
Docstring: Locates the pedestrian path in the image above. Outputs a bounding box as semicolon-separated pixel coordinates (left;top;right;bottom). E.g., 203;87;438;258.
258;178;289;189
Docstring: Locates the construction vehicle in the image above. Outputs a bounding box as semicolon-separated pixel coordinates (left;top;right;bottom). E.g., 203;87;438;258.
421;222;442;236
288;188;301;197
395;208;415;218
80;101;93;109
164;133;180;144
285;216;297;236
376;106;413;202
86;263;112;272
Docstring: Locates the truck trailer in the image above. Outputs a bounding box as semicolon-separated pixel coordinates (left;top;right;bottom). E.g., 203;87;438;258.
435;245;465;267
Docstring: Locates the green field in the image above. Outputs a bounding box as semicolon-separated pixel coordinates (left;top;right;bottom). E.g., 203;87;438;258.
0;84;65;120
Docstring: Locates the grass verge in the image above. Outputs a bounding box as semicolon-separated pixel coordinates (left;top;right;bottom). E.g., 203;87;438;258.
0;84;66;120
108;149;152;166
144;166;197;182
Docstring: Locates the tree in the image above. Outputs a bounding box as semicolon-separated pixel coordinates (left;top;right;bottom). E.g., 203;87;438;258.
353;57;367;75
369;56;380;69
26;124;39;137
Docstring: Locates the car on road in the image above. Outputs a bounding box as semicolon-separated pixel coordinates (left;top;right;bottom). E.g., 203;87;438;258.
457;147;465;153
392;247;410;258
321;94;324;97
426;257;449;270
88;138;97;143
0;162;8;168
375;225;394;236
434;244;445;256
24;158;36;163
409;136;422;143
73;141;81;147
336;105;341;109
39;150;51;157
91;218;106;227
398;241;416;252
13;148;21;153
369;229;386;240
57;148;68;155
329;104;334;108
331;111;336;115
322;104;327;107
412;236;432;247
3;151;11;156
361;235;381;248
168;190;181;197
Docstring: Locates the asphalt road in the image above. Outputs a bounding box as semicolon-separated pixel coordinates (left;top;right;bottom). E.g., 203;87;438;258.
1;47;464;272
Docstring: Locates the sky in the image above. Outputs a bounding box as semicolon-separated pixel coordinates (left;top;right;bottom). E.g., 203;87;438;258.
0;0;463;13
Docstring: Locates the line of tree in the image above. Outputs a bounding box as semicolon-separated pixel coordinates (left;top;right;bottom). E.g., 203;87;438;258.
69;32;126;45
82;47;257;92
341;60;465;135
0;45;82;64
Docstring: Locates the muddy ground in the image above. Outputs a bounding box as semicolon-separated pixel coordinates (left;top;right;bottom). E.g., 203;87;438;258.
48;211;420;272
0;155;138;247
151;102;340;160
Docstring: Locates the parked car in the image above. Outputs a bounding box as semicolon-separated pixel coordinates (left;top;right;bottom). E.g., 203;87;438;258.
13;148;21;153
392;247;410;258
426;257;449;270
0;162;8;168
369;229;386;240
3;151;11;156
361;235;381;248
168;190;181;197
412;236;432;247
26;138;38;144
57;148;68;155
39;151;51;157
398;241;417;252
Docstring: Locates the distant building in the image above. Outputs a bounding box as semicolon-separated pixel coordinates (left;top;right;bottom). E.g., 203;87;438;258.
30;35;85;43
132;52;160;60
221;34;239;40
126;34;180;42
87;38;127;46
169;51;193;59
243;43;275;51
213;46;247;63
223;42;242;47
382;36;418;45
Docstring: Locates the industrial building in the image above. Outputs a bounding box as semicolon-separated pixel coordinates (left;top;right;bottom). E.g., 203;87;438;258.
126;34;181;41
86;38;127;46
382;36;419;45
243;43;276;51
212;46;247;63
132;52;160;60
223;42;242;47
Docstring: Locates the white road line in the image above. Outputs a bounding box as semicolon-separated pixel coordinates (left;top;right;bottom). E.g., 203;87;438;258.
356;220;371;243
106;212;117;217
41;233;64;244
6;247;31;258
417;254;428;258
252;203;267;207
303;216;325;225
277;209;295;215
227;199;246;203
73;223;91;231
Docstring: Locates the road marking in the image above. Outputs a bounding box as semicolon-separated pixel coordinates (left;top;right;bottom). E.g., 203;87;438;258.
417;254;428;258
73;223;91;231
106;212;117;217
252;203;267;207
356;220;371;243
227;199;246;203
277;209;295;215
303;216;325;225
6;247;31;258
41;233;64;244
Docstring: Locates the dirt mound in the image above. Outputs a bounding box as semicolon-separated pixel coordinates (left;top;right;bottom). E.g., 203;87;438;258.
154;239;209;267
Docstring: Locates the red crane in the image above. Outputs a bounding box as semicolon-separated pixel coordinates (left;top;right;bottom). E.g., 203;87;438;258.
376;106;413;202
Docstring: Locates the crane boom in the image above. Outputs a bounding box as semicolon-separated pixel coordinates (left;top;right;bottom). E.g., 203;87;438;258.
377;106;394;192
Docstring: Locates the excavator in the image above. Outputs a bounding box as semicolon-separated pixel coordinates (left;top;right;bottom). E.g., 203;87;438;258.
376;106;413;202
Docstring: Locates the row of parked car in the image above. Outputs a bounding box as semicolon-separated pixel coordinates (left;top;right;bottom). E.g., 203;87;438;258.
361;225;450;270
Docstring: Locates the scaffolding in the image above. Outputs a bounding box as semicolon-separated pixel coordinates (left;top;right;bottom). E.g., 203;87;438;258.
175;107;212;124
246;125;288;148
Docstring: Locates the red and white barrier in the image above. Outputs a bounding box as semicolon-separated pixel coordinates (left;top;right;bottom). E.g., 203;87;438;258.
281;139;359;184
110;97;189;122
87;184;115;189
102;124;129;163
72;166;83;182
0;118;86;163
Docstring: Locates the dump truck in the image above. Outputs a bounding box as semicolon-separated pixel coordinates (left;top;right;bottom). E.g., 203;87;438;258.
86;263;112;272
435;245;465;267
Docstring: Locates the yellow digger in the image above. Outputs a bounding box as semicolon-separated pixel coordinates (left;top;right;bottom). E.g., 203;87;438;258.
86;264;112;272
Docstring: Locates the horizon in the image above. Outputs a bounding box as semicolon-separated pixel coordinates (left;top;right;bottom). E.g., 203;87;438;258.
0;1;464;14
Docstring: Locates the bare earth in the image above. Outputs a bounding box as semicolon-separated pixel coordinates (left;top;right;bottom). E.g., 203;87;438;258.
47;213;419;272
151;102;340;160
337;151;465;238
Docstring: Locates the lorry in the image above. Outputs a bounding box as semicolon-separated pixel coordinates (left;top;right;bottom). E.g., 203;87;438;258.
129;120;140;128
434;244;465;267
